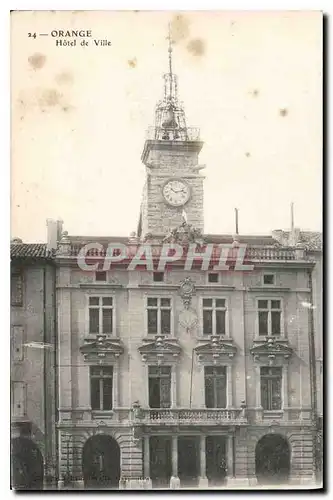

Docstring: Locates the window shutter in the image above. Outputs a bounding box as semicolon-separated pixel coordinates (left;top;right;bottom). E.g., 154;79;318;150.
103;377;113;410
11;274;23;306
271;311;281;335
147;309;158;334
12;326;24;362
89;309;99;334
261;378;269;410
102;308;113;334
90;377;100;410
12;382;25;418
160;377;171;408
272;377;282;410
205;371;214;408
149;378;160;408
216;310;226;335
259;311;268;335
216;373;227;408
203;310;213;335
161;309;171;334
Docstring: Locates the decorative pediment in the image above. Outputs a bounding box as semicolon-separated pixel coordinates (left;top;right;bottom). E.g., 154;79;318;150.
138;334;182;364
194;334;237;364
80;334;124;363
163;221;206;246
250;336;293;365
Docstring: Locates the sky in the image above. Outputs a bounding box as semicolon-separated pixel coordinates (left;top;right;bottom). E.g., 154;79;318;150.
11;10;322;242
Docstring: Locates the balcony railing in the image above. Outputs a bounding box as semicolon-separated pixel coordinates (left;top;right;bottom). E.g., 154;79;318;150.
246;247;297;261
137;408;247;425
68;243;300;262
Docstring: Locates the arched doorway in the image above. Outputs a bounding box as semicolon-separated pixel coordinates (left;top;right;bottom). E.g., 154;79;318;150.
82;434;120;489
255;434;290;485
11;437;44;490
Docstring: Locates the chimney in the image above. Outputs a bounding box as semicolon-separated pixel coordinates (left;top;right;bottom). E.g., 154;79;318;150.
46;218;63;251
56;219;63;241
11;237;23;244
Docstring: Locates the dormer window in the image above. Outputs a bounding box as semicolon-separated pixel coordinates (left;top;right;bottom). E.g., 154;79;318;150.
95;271;107;282
263;274;275;285
153;272;164;283
208;273;219;283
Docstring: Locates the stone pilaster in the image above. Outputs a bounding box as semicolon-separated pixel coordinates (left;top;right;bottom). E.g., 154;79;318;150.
143;435;150;478
198;435;208;488
58;268;72;417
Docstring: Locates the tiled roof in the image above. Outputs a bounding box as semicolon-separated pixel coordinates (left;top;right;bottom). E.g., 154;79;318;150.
10;243;54;259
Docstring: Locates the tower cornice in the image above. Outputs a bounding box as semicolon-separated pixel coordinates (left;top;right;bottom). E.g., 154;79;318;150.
141;139;204;164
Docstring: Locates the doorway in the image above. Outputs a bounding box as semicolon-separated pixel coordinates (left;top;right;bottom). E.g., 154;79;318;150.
255;434;290;485
82;434;120;489
178;436;199;488
150;436;172;488
11;437;44;490
206;436;227;486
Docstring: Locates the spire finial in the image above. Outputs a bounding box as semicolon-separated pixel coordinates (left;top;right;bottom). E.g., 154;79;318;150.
291;202;295;232
147;23;200;142
167;23;173;77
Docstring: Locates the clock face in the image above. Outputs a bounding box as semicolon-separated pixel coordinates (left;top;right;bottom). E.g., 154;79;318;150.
162;179;191;207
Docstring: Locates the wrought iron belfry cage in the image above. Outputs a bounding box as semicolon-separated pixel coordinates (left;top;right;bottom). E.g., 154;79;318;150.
150;24;199;142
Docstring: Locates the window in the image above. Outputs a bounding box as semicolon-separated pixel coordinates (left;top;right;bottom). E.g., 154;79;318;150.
258;299;282;336
147;297;171;335
203;298;227;335
148;366;171;408
153;272;164;282
12;326;24;362
11;272;23;306
260;367;282;410
95;271;107;282
263;274;275;285
204;366;227;408
89;296;113;334
90;366;113;410
12;382;26;418
208;273;219;283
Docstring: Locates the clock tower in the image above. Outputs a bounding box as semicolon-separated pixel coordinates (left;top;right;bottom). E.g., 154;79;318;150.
137;27;205;240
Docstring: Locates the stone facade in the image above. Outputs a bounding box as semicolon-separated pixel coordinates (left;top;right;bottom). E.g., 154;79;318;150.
54;248;319;488
139;142;204;237
10;37;322;489
10;248;57;489
51;77;321;487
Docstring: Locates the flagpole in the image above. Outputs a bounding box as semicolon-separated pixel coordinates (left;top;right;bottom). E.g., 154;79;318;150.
235;208;239;235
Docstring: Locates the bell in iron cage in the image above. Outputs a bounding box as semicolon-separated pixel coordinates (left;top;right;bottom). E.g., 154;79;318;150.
162;107;178;129
161;106;179;140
